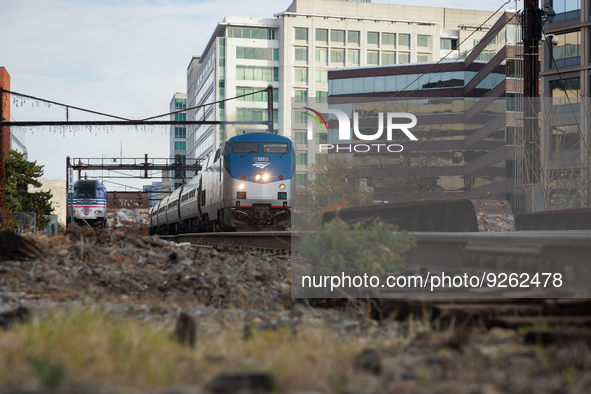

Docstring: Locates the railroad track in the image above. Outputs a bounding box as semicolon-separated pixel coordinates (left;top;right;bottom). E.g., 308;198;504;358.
159;230;591;340
158;231;296;251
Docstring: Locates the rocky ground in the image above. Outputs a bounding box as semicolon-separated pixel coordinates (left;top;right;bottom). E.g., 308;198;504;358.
0;227;590;394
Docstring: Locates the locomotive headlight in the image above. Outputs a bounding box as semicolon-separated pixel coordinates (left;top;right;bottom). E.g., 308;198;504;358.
279;184;286;190
238;183;245;190
94;210;102;214
262;173;269;181
255;174;262;181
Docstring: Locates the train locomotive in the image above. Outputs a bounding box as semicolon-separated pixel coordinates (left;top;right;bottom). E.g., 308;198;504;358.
150;132;295;234
68;179;108;228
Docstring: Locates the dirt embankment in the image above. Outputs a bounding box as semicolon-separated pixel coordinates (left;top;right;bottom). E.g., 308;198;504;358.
0;228;590;394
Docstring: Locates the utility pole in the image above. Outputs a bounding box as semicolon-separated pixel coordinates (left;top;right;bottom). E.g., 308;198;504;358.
522;1;554;211
522;0;541;187
0;88;5;226
267;84;274;134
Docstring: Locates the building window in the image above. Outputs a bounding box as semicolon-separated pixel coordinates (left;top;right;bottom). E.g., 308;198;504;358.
237;108;279;122
295;89;307;103
330;49;345;64
295;132;307;145
367;51;379;65
175;99;186;110
236;87;279;102
295;27;308;41
331;29;345;44
440;38;458;50
316;70;328;83
381;52;395;65
417;54;429;63
174;127;186;139
551;31;581;68
348;50;360;65
227;27;276;40
175;113;186;121
316;28;328;42
367;32;379;45
296;153;308;165
398;53;410;64
417;35;430;48
316;48;328;64
236;47;279;60
294;110;307;124
175;141;186;151
550;77;580;105
315;133;328;144
382;33;396;47
316;91;328;103
348;30;360;44
295;68;308;82
551;0;581;21
295;47;308;62
296;174;307;186
399;33;410;47
236;66;279;81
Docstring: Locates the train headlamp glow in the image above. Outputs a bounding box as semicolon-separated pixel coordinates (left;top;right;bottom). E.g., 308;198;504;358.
255;174;262;181
279;184;285;190
262;173;269;181
238;183;245;190
94;210;102;214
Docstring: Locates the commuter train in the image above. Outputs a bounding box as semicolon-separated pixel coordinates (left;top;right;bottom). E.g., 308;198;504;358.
150;132;295;234
68;179;108;228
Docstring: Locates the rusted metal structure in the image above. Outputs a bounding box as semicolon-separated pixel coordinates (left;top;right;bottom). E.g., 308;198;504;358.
107;191;150;235
516;207;591;230
322;198;515;232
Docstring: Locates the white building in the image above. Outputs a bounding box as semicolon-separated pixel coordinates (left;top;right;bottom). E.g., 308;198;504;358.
187;0;498;185
163;93;187;192
28;180;67;226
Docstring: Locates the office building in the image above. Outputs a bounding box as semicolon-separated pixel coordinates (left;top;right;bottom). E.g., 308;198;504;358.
326;11;523;206
539;0;591;209
163;93;187;192
186;0;498;185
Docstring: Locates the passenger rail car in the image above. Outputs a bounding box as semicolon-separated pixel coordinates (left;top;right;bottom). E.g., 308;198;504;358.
68;179;108;228
322;198;515;232
150;132;295;234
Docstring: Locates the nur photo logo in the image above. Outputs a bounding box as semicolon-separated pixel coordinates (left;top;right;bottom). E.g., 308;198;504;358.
303;107;419;153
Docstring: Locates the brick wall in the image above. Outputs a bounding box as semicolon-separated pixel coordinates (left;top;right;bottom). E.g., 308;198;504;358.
0;67;10;157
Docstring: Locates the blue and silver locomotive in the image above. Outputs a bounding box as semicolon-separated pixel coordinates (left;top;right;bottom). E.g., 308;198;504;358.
69;179;108;228
150;132;295;234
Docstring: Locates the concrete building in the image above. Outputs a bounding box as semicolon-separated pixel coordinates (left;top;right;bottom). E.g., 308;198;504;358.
538;0;591;209
326;11;523;206
163;93;187;192
28;180;67;226
186;0;498;185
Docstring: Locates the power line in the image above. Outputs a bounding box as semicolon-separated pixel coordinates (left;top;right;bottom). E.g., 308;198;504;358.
3;89;131;121
141;88;271;121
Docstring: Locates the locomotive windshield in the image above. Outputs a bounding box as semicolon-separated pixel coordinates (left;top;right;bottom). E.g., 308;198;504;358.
75;188;106;198
262;142;289;153
232;142;259;153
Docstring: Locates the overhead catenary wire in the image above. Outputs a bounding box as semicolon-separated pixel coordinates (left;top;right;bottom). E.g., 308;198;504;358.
1;87;271;123
141;88;271;121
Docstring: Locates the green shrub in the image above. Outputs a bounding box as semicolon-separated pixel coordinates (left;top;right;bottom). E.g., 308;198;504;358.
301;218;416;277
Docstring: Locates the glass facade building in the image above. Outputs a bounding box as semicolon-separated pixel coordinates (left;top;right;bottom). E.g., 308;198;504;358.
539;0;591;209
326;12;523;207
